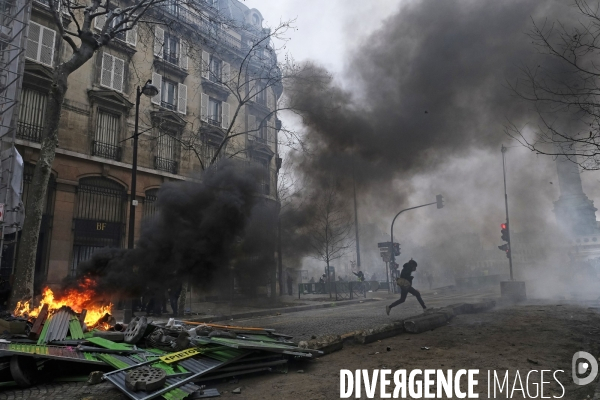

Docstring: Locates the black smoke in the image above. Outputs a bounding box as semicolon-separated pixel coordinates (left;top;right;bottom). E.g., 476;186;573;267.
68;161;264;297
282;0;581;276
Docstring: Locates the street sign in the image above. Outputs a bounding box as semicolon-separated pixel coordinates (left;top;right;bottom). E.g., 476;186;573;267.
378;242;392;248
381;253;391;263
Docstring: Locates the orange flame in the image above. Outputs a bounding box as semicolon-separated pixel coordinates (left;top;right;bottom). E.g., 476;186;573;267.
13;278;112;328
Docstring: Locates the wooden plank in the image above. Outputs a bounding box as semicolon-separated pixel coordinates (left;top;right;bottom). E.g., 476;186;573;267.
28;304;49;339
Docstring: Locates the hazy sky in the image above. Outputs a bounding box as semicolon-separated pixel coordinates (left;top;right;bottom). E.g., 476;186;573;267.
244;0;404;76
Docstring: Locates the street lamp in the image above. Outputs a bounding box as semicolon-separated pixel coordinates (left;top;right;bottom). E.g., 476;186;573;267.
123;79;159;324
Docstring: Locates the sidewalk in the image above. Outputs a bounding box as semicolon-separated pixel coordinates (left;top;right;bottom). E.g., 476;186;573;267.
110;292;379;324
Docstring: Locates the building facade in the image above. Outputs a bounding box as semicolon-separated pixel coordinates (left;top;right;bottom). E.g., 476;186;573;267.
9;0;282;290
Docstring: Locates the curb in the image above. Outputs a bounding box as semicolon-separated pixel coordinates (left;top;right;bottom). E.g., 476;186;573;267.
185;298;377;323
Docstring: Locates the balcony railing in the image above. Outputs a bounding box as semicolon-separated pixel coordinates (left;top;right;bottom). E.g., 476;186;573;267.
158;1;242;51
92;141;121;161
155;156;178;174
161;101;176;111
163;52;179;66
207;116;222;127
17;122;43;143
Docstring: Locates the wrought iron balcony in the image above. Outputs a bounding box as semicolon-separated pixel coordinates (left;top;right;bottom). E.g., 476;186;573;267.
92;141;121;161
17;122;43;143
155;156;178;174
161;101;176;111
207;116;222;127
158;0;242;51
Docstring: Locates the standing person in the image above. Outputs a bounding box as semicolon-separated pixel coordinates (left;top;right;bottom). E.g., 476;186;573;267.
386;259;426;315
287;274;294;296
352;270;365;282
168;283;182;317
426;272;434;290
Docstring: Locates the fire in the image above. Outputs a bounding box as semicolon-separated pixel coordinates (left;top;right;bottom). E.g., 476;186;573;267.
13;278;112;328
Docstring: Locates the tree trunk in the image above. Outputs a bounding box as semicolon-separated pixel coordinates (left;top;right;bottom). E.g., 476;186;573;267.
9;71;67;308
9;38;97;308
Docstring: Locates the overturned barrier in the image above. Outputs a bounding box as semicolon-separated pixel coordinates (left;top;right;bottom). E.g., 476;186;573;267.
354;301;496;344
404;313;449;333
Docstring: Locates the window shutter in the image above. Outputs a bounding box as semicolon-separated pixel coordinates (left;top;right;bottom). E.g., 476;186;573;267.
179;40;188;70
177;83;187;115
221;101;229;130
151;72;162;105
200;93;208;121
154;27;164;57
112;56;124;92
126;24;137;47
248;115;256;136
201;51;209;79
95;13;107;31
25;22;41;62
222;62;230;85
100;53;113;88
268;126;274;145
39;26;55;67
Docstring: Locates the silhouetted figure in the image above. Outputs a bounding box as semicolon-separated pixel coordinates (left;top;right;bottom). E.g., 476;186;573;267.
386;259;426;315
287;275;293;296
352;271;365;282
168;283;182;316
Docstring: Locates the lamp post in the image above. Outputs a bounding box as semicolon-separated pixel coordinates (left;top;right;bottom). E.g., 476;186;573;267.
123;79;159;324
388;195;444;292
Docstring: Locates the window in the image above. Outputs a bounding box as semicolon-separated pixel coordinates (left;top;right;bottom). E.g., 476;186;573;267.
209;56;221;83
201;51;229;84
151;73;187;114
208;98;221;126
247;115;269;144
25;21;55;67
17;87;47;142
201;93;230;129
155;130;178;174
163;33;179;65
253;157;270;195
255;82;266;106
100;53;125;92
154;27;187;69
94;12;137;46
93;110;121;160
143;189;159;218
161;79;177;111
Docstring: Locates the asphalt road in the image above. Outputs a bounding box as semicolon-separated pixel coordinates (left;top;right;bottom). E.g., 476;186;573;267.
230;287;499;341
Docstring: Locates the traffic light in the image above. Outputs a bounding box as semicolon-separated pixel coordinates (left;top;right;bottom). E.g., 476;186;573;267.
392;242;400;256
436;194;445;209
501;223;509;242
498;243;510;258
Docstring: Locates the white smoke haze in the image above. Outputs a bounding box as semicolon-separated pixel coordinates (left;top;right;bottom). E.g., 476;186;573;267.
280;0;600;299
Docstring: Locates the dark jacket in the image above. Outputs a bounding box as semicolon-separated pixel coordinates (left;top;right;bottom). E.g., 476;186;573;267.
400;264;414;283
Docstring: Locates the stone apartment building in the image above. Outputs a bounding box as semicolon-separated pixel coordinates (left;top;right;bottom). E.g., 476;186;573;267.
8;0;281;290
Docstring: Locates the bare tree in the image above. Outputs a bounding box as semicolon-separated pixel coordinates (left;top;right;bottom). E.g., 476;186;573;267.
507;0;600;169
10;0;172;307
305;178;353;296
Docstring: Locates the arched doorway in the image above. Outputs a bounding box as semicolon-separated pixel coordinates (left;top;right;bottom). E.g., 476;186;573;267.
71;177;127;275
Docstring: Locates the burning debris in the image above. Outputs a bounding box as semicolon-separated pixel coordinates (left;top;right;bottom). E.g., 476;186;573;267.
13;278;112;330
0;305;317;397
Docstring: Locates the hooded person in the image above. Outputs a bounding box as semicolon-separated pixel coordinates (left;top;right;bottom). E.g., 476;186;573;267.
386;259;426;315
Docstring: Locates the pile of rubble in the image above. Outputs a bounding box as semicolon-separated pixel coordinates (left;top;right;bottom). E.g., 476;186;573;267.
0;308;319;398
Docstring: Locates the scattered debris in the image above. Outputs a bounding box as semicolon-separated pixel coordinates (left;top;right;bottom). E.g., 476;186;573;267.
421;347;430;350
125;367;167;392
386;346;391;351
297;369;304;373
527;358;539;365
232;387;242;394
86;371;103;385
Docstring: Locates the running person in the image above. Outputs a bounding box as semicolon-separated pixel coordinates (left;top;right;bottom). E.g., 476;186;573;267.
386;259;426;315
